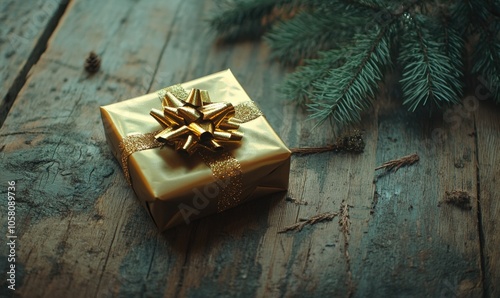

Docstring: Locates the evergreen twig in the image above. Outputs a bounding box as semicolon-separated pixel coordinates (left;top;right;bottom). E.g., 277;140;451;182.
209;0;295;40
281;49;346;102
472;18;500;103
307;24;392;126
442;15;465;95
398;14;462;111
210;0;500;129
265;11;343;65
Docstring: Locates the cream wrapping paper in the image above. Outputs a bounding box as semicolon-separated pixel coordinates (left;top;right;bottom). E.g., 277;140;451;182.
100;69;291;230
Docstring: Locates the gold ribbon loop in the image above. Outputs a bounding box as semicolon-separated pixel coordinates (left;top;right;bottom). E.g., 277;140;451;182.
150;88;243;155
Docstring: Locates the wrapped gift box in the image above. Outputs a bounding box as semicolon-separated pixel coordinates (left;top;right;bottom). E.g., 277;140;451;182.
100;69;290;230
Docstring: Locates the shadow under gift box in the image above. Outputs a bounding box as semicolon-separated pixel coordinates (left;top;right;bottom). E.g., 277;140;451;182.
100;69;291;231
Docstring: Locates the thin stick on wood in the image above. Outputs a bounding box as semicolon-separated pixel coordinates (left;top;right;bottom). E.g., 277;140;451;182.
278;212;338;233
291;145;339;154
290;130;365;155
339;200;351;236
375;153;420;172
285;196;308;205
339;200;355;297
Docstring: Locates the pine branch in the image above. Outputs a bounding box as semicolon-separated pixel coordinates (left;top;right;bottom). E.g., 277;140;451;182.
265;2;378;65
398;14;462;112
265;11;343;65
441;16;465;97
451;0;493;34
210;0;499;129
350;0;383;10
306;23;393;127
491;0;500;18
469;0;494;25
209;0;320;40
281;49;347;102
450;0;472;34
472;18;500;103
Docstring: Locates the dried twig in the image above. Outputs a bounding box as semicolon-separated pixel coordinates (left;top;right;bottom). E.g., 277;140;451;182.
291;130;365;155
291;145;339;155
339;201;351;235
375;153;419;172
440;190;473;210
278;212;338;233
285;196;308;205
339;200;355;297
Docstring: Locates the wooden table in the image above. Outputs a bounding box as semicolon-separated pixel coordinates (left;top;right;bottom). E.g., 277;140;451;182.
1;0;499;297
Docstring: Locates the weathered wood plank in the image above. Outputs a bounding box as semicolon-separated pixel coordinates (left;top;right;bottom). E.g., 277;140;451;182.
0;0;187;297
476;100;500;297
351;95;483;297
0;0;69;125
0;0;496;297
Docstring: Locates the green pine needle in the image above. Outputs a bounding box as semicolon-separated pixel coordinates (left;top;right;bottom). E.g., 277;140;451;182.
208;0;295;40
265;11;342;65
398;14;463;112
265;2;375;65
281;49;347;102
442;18;465;95
210;0;500;129
307;25;392;127
472;19;500;103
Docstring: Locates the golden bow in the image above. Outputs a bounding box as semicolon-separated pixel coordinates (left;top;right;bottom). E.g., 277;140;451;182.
150;88;243;154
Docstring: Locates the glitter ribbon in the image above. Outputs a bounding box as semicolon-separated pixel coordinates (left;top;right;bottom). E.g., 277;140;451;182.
118;84;262;212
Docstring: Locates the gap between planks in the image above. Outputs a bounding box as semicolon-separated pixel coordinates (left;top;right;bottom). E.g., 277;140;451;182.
0;0;70;127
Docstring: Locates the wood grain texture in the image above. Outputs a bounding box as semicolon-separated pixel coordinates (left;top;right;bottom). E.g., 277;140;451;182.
0;0;498;297
353;92;482;297
476;100;500;297
0;0;186;296
0;0;69;125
